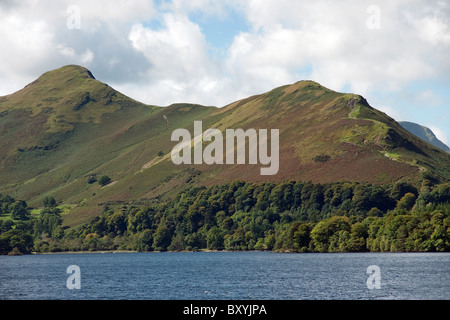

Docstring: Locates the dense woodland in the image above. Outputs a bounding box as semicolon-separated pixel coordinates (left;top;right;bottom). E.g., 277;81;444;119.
1;179;449;255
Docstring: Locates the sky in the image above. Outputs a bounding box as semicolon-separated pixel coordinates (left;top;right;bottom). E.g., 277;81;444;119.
0;0;449;145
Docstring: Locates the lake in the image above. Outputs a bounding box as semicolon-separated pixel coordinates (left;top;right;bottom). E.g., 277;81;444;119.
0;251;448;300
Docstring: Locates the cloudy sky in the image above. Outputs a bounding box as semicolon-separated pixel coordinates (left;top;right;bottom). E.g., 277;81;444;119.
0;0;449;145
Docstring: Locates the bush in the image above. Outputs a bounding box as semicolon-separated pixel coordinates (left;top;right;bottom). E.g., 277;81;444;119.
313;154;331;163
98;175;112;186
87;175;97;184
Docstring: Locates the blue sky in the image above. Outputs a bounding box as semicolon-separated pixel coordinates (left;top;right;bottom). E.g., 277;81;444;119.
0;0;449;146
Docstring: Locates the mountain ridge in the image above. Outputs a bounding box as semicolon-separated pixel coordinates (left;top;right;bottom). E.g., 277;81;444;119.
399;121;450;153
1;65;449;227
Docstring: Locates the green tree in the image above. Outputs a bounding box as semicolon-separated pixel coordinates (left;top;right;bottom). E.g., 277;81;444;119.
367;207;383;217
293;223;312;252
0;229;34;254
153;225;172;251
185;208;203;233
390;181;418;201
264;233;276;250
348;222;368;251
138;229;153;251
43;196;57;208
184;232;205;250
225;227;246;250
98;175;112;186
431;225;448;251
10;201;30;220
221;216;234;232
396;193;416;211
352;184;395;214
206;227;224;250
310;216;350;252
128;208;154;233
33;208;63;238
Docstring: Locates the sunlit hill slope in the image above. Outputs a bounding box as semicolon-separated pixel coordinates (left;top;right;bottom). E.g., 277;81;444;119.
0;65;449;226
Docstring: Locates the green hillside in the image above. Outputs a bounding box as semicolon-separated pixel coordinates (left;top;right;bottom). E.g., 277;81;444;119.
0;65;449;229
169;80;450;192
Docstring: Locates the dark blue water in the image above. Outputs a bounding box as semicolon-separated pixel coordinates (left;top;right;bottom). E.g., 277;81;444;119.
0;252;448;300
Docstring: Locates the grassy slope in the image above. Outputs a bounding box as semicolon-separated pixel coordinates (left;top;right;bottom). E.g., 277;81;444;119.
193;81;450;186
1;66;449;227
89;80;450;220
0;66;218;226
0;66;161;202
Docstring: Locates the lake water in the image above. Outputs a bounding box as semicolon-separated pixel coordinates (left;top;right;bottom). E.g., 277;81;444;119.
0;252;448;300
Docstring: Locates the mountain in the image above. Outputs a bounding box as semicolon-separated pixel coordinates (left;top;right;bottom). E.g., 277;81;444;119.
1;65;449;227
399;121;450;153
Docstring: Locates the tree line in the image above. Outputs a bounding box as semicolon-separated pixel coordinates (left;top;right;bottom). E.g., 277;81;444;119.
0;180;449;254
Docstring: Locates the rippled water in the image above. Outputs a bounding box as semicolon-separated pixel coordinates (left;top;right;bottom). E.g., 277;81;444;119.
0;252;448;300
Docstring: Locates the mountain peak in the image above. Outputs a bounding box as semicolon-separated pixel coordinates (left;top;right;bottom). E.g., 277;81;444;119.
46;64;95;79
26;65;96;88
59;64;96;79
0;65;149;134
15;65;98;99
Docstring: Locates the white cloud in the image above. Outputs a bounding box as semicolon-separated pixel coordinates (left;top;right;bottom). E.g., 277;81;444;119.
62;0;156;25
57;45;94;65
125;12;230;105
129;13;211;80
417;15;450;45
224;0;446;98
1;0;448;101
0;0;448;145
409;0;450;46
377;105;402;121
0;14;54;75
0;0;156;95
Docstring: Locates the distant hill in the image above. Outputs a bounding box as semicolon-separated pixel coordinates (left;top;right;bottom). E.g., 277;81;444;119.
399;121;450;153
1;65;450;227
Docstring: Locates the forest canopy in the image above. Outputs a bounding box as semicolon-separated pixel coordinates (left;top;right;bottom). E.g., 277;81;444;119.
1;180;449;255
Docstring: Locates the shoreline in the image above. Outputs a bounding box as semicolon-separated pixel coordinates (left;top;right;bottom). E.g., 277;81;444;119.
31;250;137;255
19;249;450;255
